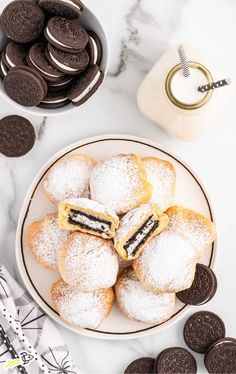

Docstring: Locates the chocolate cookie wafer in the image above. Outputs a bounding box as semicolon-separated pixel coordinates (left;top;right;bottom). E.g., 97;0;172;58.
0;0;45;43
184;311;226;353
154;347;197;374
4;66;47;107
177;264;217;305
124;357;155;374
204;337;236;374
0;115;35;157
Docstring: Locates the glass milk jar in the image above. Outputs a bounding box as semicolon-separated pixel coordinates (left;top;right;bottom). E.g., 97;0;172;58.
137;46;233;141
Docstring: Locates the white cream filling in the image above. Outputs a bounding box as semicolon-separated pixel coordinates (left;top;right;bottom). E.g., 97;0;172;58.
1;61;8;76
70;212;110;235
49;51;78;72
50;78;73;87
42;97;68;104
126;217;157;256
58;0;82;11
72;71;101;103
29;55;61;78
46;28;73;49
89;36;98;65
5;54;15;67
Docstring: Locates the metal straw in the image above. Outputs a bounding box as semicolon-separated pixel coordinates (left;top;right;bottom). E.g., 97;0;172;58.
178;45;190;77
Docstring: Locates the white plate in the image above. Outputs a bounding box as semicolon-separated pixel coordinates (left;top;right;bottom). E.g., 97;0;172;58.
16;134;217;340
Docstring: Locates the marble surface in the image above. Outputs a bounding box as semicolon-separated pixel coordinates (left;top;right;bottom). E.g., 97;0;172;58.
0;0;236;373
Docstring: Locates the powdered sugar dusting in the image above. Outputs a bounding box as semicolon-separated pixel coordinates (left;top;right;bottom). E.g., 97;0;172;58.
90;154;151;215
30;213;69;270
59;232;119;291
52;280;112;329
63;197;119;220
43;154;95;204
143;157;176;211
133;231;197;293
166;206;216;256
116;269;175;324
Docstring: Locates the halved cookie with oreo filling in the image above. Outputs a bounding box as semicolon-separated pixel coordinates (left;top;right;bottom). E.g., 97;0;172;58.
114;203;169;260
58;198;119;239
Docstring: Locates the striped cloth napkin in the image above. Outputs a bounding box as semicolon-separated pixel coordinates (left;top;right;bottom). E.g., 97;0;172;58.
0;264;79;374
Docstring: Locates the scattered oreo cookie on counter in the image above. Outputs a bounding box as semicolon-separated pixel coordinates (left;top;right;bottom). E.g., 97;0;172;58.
184;311;226;354
0;115;35;157
0;0;104;109
124;309;236;374
205;338;236;374
177;263;217;305
124;357;155;374
155;347;197;374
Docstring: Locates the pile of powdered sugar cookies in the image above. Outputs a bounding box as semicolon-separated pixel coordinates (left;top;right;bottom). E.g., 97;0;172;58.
27;153;216;330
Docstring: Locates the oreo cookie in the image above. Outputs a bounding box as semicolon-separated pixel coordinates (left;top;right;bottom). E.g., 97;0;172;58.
68;64;104;106
204;338;236;374
2;42;28;69
87;31;102;66
47;75;73;90
0;115;35;157
184;311;226;353
0;59;8;79
46;43;89;75
0;0;45;43
39;0;84;19
4;66;47;107
177;264;217;305
38;88;69;108
155;347;197;374
27;43;65;82
44;17;88;52
124;357;155;374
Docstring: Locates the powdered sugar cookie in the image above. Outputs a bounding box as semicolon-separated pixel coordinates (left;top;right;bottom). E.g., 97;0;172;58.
90;154;152;215
166;206;216;257
133;231;198;293
142;157;176;211
114;203;169;261
43;154;96;204
27;213;69;271
58;198;119;239
115;268;175;324
51;279;114;329
58;232;119;292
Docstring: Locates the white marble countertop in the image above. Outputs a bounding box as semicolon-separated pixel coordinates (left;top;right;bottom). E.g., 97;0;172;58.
1;0;236;373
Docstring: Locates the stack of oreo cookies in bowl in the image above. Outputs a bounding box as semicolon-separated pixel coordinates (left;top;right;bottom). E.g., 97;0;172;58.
0;0;107;113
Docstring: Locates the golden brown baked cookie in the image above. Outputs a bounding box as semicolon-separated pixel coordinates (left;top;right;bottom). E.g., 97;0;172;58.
166;206;216;257
114;203;169;260
51;279;114;329
115;268;175;324
90;154;152;215
58;232;119;292
58;198;119;239
133;230;198;293
27;213;70;271
142;157;176;211
43;153;96;204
